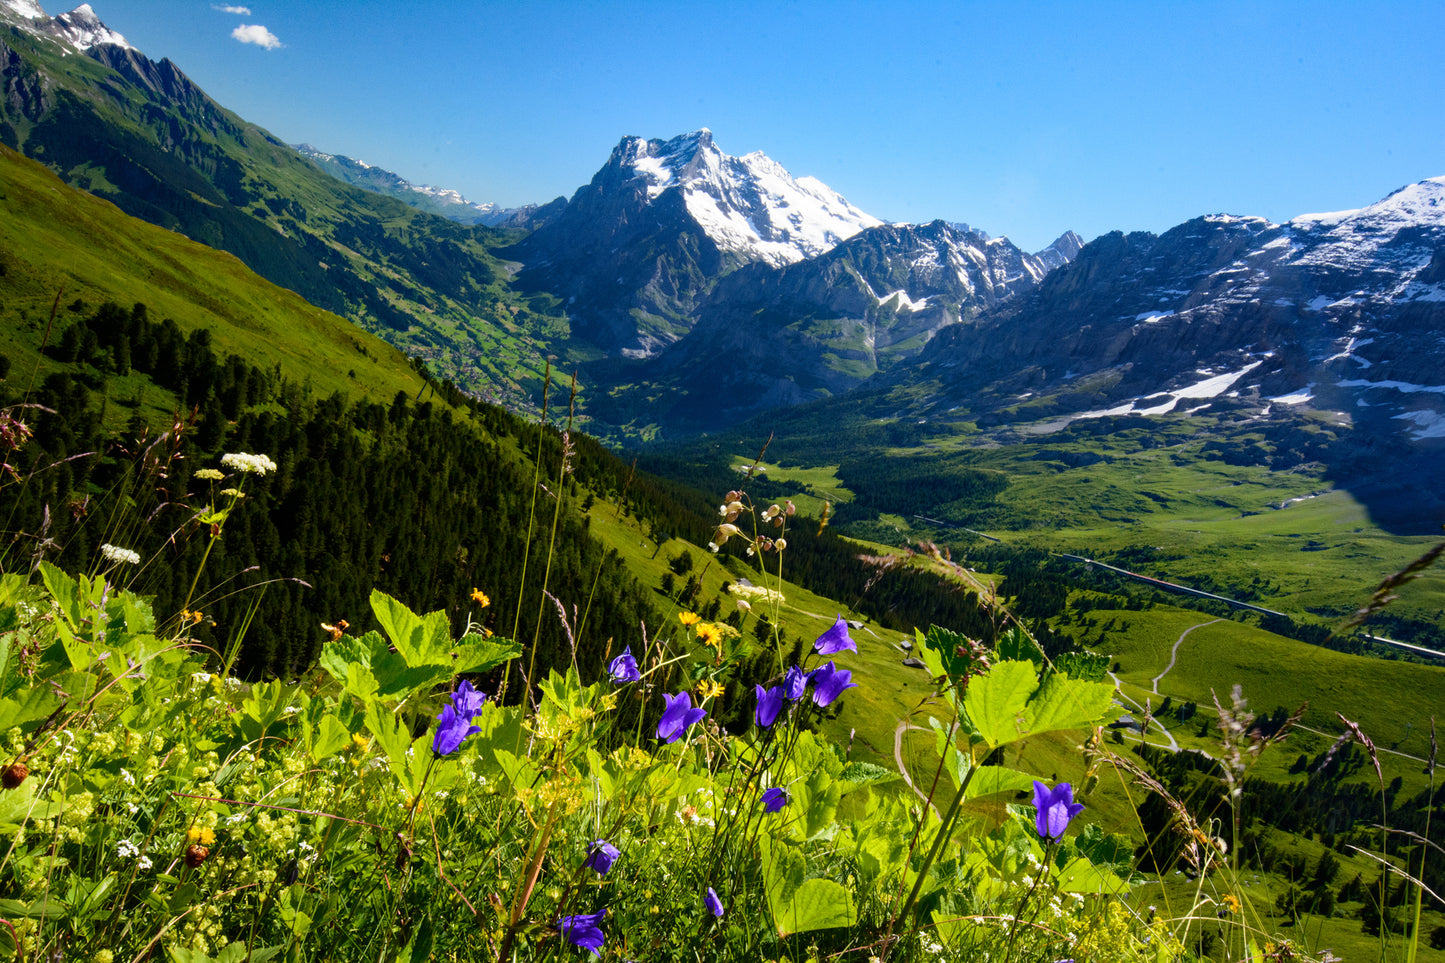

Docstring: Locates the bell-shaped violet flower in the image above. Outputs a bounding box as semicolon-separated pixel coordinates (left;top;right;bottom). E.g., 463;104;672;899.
781;664;808;701
608;645;641;683
760;786;790;813
1032;780;1085;841
583;838;620;875
656;690;707;743
557;909;606;955
808;661;858;707
451;679;487;719
432;703;482;756
704;886;724;917
813;615;856;655
754;684;785;728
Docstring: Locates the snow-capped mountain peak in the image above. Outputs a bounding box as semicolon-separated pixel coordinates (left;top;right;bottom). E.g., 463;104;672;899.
612;129;883;267
1;1;133;52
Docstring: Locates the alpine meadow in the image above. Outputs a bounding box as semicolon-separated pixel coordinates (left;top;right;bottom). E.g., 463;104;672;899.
0;2;1441;962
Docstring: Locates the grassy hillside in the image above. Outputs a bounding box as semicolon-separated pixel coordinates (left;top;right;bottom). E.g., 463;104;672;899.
0;144;426;411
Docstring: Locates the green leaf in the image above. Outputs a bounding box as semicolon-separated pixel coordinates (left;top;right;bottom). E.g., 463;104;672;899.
369;591;429;667
996;626;1044;665
1022;673;1118;737
1052;650;1111;683
964;765;1037;801
451;634;521;674
963;660;1038;749
1053;855;1129;894
0;685;63;733
308;712;353;764
773;878;856;936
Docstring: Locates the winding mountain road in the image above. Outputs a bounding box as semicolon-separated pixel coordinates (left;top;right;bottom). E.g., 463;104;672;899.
1152;618;1224;694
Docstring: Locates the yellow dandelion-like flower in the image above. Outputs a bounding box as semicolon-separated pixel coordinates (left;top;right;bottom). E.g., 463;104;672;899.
470;588;491;608
679;611;701;626
186;825;216;846
1221;894;1241;915
695;679;726;701
696;623;723;650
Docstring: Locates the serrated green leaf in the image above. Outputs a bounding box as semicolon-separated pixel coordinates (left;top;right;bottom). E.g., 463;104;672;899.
964;765;1036;800
369;591;428;666
1022;673;1117;737
963;660;1038;749
451;634;521;674
0;685;63;733
774;877;856;936
1053;855;1129;894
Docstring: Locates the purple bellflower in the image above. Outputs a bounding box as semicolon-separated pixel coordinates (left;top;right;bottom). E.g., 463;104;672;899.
754;684;786;728
583;838;620;875
557;909;606;955
808;661;858;707
656;691;707;743
432;703;482;756
781;664;808;701
1032;781;1085;841
760;786;790;813
608;645;641;683
813;614;856;655
451;679;487;719
704;886;725;917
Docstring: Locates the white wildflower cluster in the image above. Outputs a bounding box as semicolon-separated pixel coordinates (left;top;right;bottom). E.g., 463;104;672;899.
219;452;278;476
116;839;139;859
728;582;785;604
194;468;224;481
100;543;141;566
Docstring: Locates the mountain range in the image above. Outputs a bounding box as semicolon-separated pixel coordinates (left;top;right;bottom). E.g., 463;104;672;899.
2;0;1442;538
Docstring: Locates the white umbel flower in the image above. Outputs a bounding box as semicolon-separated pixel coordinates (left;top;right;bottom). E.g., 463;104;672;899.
220;452;278;475
100;544;140;566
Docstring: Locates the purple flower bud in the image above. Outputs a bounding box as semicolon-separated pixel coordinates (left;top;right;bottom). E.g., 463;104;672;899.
813;615;855;655
451;679;487;719
704;886;724;917
432;703;481;756
1032;781;1085;841
808;661;857;707
656;691;707;743
781;664;808;701
583;838;620;875
608;646;641;683
754;684;785;728
557;909;606;955
760;786;790;813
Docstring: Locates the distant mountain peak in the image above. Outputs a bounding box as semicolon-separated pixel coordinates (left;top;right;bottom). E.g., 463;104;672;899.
1;1;134;52
606;129;883;267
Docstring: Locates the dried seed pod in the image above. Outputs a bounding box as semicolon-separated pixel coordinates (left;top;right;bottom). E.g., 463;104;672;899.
2;762;28;789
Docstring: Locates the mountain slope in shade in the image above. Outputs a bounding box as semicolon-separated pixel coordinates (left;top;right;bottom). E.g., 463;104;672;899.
577;219;1077;436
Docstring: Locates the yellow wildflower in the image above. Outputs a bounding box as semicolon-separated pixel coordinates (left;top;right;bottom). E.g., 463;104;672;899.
696;623;723;650
186;825;216;846
695;679;725;701
470;588;491;607
679;611;701;626
1221;893;1241;915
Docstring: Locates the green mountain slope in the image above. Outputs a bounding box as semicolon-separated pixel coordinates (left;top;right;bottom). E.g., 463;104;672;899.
0;143;425;407
0;27;564;408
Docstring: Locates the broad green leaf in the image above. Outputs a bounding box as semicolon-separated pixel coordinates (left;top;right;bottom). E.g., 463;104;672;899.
364;701;412;775
1022;673;1117;737
964;765;1036;801
38;561;83;632
758;833;806;930
308;712;353;763
451;634;521;674
369;591;428;667
915;628;948;680
1052;650;1111;683
0;685;63;733
963;660;1039;749
996;626;1044;665
773;878;856;936
1054;856;1129;894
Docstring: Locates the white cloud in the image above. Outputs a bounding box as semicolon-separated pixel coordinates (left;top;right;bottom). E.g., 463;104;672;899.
231;23;281;49
212;4;252;13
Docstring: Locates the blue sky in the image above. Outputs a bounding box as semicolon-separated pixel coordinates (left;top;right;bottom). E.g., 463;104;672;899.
94;0;1442;251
